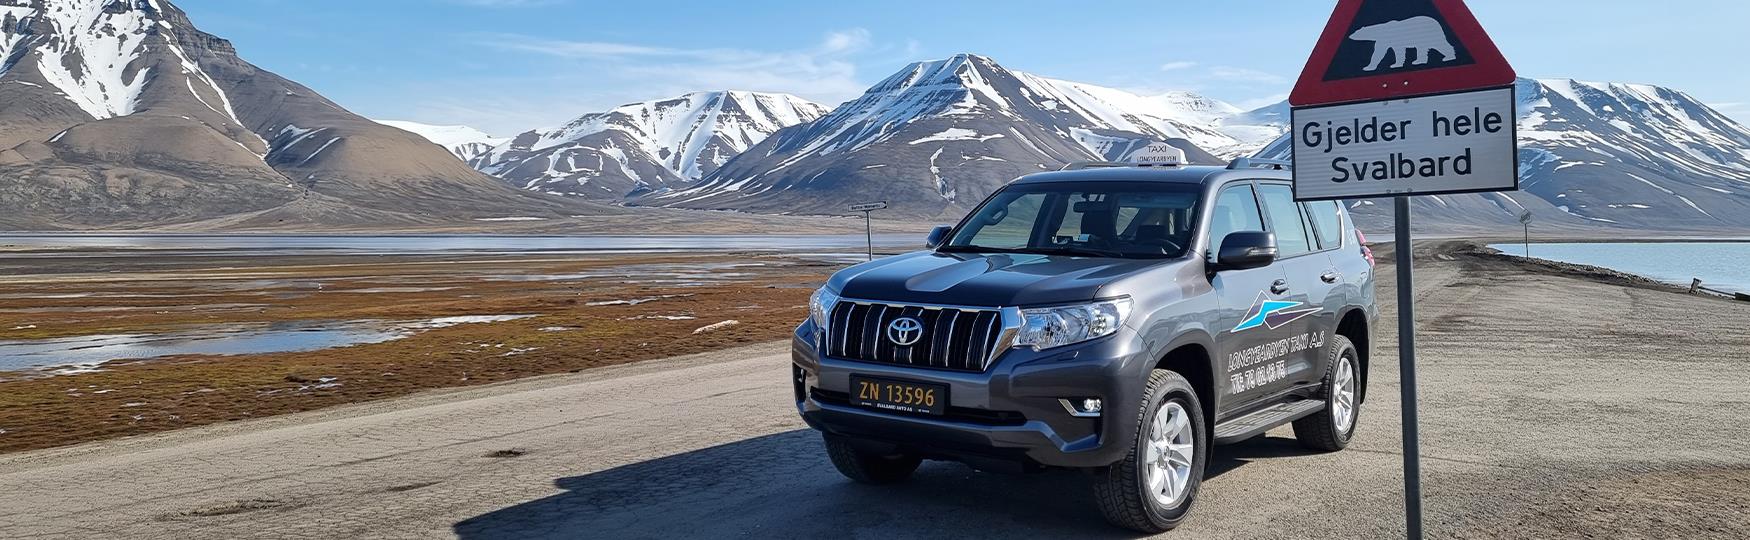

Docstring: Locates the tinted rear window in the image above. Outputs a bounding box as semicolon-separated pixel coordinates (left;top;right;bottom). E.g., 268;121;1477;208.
1308;200;1344;250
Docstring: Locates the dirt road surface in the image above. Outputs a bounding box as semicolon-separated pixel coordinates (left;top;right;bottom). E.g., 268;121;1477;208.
2;244;1748;539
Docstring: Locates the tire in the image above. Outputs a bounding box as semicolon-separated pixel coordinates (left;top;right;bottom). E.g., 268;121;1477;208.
1293;334;1360;451
1093;369;1208;533
823;434;921;485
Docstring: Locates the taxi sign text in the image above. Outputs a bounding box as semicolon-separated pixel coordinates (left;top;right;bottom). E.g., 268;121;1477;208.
1129;143;1186;166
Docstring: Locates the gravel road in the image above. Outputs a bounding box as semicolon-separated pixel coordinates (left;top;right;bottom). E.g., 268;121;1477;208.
2;243;1747;539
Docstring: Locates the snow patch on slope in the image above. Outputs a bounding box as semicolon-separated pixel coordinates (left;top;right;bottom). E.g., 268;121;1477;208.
377;120;509;161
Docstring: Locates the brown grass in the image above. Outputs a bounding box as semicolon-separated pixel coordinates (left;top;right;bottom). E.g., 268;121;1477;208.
0;251;831;453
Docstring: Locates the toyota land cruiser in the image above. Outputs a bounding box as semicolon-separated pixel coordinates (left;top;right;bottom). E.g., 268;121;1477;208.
791;150;1378;533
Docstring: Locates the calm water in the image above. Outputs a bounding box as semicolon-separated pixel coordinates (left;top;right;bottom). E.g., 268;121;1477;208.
1489;242;1750;294
0;234;917;256
0;315;536;374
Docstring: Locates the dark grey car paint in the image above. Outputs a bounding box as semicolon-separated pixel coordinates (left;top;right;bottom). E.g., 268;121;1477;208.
794;165;1378;469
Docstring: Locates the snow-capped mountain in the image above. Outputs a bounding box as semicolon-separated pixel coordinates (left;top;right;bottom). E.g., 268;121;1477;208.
377;120;508;162
0;0;588;230
1256;78;1750;232
473;91;829;200
649;54;1271;218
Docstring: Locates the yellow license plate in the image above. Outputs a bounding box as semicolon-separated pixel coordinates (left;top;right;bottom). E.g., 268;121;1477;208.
849;375;947;416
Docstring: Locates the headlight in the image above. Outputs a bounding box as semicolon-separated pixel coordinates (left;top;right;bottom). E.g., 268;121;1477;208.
809;287;840;330
1015;298;1132;350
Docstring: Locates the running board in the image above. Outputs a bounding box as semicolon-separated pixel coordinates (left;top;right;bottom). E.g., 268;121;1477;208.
1212;400;1324;445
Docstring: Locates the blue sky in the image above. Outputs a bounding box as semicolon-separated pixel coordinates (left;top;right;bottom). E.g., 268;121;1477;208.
178;0;1750;135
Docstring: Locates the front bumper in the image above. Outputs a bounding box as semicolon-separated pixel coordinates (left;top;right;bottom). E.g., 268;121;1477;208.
790;320;1150;469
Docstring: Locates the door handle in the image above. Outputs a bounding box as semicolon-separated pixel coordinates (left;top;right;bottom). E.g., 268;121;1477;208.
1321;271;1341;284
1271;279;1290;294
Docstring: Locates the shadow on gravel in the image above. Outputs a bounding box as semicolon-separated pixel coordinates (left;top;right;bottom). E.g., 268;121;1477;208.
454;430;1319;539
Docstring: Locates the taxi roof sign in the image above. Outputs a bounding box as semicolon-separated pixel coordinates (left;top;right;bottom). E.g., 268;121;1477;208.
1128;143;1186;167
1290;0;1516;107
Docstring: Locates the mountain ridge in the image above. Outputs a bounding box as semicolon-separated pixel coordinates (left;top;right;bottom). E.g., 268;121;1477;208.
471;90;829;200
643;54;1261;219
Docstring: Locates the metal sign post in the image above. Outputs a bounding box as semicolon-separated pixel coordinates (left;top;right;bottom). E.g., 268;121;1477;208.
1520;211;1533;257
848;201;888;261
1287;1;1519;537
1393;197;1422;539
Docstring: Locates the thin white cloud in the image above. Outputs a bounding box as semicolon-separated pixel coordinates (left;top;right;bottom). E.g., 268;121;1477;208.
1205;66;1287;84
1710;102;1749;124
406;29;878;133
1160;61;1197;72
444;0;565;6
1235;93;1289;111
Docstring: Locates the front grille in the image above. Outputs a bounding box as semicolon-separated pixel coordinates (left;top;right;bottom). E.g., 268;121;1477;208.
824;301;1010;372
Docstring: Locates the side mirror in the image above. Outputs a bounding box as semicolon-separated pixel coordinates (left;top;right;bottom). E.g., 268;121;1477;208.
925;225;953;249
1215;231;1278;271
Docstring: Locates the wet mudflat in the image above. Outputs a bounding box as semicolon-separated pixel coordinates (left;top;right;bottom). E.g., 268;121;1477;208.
0;248;840;453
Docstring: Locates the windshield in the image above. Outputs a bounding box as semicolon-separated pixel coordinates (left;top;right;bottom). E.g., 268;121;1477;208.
942;181;1201;259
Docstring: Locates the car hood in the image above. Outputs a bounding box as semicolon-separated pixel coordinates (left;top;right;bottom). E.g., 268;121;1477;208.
829;251;1176;307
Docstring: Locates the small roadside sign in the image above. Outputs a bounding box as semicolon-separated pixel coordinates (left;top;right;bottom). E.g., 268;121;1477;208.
848;201;887;261
1519;210;1533;225
1289;0;1519;201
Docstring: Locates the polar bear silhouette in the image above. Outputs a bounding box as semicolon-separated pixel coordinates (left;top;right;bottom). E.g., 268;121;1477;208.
1348;16;1457;72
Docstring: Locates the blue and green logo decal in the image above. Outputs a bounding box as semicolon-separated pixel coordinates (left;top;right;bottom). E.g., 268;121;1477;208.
1233;292;1319;333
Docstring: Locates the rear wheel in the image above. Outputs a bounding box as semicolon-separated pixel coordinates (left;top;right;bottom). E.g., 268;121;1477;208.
1293;334;1359;451
1093;369;1207;533
823;435;921;484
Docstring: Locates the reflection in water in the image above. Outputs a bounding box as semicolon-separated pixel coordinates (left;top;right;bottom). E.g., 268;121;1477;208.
0;315;536;375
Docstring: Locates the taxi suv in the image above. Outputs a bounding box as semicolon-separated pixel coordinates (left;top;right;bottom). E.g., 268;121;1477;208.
791;150;1378;532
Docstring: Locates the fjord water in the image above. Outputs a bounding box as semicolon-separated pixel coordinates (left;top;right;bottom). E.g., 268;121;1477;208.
1490;242;1750;294
0;234;917;256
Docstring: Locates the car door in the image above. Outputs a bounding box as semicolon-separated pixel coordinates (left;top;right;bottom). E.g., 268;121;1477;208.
1255;183;1338;391
1207;182;1293;415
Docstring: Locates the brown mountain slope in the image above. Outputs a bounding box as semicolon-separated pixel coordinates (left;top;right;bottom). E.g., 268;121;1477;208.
0;0;598;230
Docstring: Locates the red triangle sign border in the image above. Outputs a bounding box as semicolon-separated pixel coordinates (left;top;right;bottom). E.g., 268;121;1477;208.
1290;0;1517;107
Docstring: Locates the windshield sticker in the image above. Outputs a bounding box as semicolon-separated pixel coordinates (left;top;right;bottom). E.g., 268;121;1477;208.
1233;292;1319;333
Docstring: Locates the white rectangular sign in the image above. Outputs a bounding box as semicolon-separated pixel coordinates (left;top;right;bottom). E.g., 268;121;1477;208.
1290;86;1518;201
848;201;889;212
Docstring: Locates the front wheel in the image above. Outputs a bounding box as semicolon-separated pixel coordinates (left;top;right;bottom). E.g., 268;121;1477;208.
1093;369;1208;533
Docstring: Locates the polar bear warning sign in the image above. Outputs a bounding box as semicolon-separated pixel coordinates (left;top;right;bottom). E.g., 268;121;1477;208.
1288;0;1517;201
1290;0;1513;107
1286;2;1519;539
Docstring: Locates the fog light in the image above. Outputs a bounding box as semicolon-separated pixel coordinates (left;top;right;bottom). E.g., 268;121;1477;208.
1060;398;1103;417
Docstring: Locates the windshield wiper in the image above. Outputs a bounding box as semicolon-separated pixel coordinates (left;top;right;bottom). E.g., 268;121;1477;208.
936;245;1013;254
1017;246;1131;258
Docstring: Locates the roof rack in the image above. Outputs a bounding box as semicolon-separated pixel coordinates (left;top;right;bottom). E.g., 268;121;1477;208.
1226;157;1291;170
1060;161;1134;171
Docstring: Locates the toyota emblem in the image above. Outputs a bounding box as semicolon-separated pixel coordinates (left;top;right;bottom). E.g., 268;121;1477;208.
886;317;924;346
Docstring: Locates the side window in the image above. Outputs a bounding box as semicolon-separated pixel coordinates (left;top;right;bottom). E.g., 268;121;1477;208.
1208;184;1264;257
1307;200;1344;250
1257;184;1313;256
